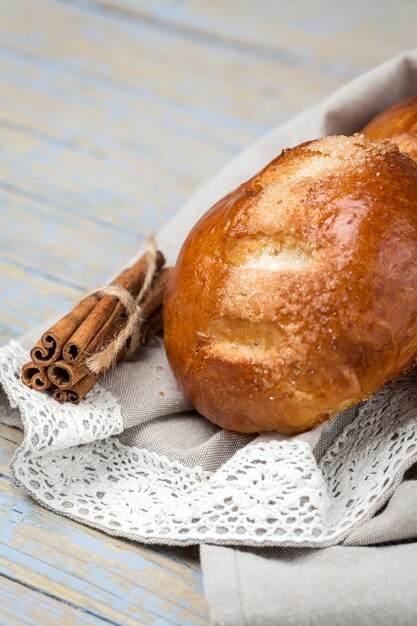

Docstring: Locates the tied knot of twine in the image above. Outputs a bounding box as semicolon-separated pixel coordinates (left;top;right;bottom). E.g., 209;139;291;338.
84;238;158;375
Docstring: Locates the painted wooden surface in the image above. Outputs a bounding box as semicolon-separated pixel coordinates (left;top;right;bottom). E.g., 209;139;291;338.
0;0;415;623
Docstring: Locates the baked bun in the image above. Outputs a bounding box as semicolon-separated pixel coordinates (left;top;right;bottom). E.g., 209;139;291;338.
362;94;417;161
164;135;417;434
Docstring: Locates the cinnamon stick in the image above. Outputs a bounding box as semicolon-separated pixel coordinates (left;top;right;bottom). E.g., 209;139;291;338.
62;251;165;365
142;305;163;336
66;373;97;403
47;360;89;389
141;306;163;343
30;296;98;367
76;294;127;364
140;267;173;319
22;362;53;391
52;388;68;403
149;307;163;336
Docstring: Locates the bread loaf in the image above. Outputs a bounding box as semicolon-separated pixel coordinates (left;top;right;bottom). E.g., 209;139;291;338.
164;134;417;434
363;94;417;161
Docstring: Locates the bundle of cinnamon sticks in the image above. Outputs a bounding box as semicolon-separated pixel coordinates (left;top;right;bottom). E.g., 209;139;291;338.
22;249;172;403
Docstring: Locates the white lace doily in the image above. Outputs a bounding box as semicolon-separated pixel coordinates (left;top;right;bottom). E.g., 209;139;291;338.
1;340;417;547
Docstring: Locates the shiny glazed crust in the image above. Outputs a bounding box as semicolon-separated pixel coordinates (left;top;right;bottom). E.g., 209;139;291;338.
163;135;417;434
363;94;417;161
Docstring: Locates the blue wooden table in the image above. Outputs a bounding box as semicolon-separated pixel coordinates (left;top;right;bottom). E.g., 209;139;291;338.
0;1;415;623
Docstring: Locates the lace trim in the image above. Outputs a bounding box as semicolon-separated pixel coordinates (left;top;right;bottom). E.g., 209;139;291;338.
1;340;417;547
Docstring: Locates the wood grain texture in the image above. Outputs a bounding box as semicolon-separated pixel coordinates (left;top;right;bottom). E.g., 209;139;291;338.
0;574;108;625
0;0;414;623
80;0;417;74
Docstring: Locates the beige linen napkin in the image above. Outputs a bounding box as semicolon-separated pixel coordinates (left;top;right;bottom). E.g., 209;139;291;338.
1;49;417;624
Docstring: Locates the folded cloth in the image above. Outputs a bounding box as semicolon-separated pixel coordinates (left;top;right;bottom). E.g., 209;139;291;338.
202;541;417;626
1;49;417;623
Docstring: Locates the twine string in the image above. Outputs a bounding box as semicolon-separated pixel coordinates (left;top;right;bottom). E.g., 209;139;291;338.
84;237;158;375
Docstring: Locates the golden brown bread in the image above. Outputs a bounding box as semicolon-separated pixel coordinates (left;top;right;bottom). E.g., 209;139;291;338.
163;134;417;434
362;94;417;161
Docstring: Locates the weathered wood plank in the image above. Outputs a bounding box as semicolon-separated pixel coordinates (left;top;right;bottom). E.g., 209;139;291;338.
0;574;109;625
0;47;245;158
0;0;345;128
82;0;417;74
0;425;209;625
0;121;185;236
0;260;82;342
0;194;139;276
0;424;22;449
0;184;143;289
